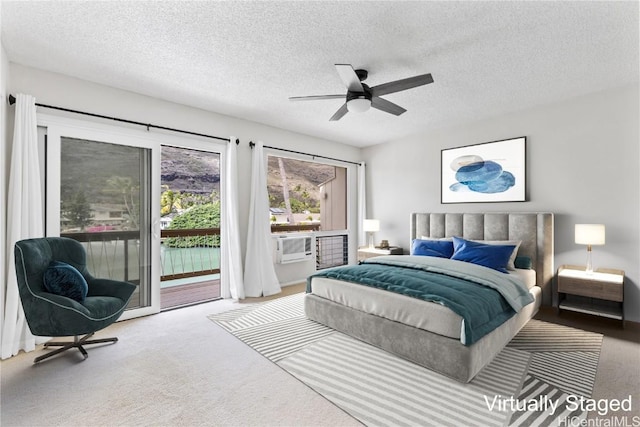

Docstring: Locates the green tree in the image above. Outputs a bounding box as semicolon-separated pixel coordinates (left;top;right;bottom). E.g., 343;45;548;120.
160;185;181;216
62;190;93;231
286;198;309;214
165;202;220;248
105;176;139;229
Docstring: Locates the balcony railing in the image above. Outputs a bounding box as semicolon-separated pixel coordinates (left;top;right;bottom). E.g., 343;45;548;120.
61;230;141;283
316;234;349;270
65;224;347;284
61;228;222;283
270;223;321;233
160;228;220;281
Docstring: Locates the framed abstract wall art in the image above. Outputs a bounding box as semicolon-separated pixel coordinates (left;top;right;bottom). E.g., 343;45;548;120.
441;136;526;203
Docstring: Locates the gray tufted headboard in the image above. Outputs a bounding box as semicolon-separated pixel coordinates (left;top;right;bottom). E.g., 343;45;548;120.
410;212;554;306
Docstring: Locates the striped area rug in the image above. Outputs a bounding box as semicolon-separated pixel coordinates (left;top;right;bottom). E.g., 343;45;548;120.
508;319;603;352
509;375;588;426
211;294;304;332
280;334;528;427
506;319;602;426
209;293;603;426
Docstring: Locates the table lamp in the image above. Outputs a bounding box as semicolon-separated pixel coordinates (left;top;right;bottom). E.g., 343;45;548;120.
363;219;380;249
575;224;605;273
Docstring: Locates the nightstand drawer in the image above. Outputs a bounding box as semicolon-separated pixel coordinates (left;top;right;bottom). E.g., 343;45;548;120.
557;265;625;327
558;277;623;302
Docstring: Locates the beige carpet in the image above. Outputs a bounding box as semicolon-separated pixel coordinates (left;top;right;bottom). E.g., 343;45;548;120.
0;295;359;427
2;290;638;426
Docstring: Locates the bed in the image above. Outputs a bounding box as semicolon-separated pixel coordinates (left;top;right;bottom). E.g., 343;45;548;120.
305;212;554;383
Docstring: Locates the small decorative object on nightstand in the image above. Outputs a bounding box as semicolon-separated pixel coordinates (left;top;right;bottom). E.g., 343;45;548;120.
357;246;403;261
557;264;625;327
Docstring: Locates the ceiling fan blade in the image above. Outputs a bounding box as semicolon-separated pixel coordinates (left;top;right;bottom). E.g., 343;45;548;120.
371;97;407;116
371;73;434;97
335;64;364;92
289;95;345;101
329;103;349;121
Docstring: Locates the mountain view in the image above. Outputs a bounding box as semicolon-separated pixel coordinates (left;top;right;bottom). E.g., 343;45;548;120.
59;139;334;230
160;148;337;215
161;145;220;196
267;156;336;213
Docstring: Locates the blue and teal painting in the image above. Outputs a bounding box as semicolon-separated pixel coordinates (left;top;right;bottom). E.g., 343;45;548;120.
449;155;515;194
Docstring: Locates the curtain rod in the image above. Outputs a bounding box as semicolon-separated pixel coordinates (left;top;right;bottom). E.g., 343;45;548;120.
249;141;361;166
8;94;234;143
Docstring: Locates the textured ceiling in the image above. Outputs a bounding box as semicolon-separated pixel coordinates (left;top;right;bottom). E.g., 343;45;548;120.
1;1;638;147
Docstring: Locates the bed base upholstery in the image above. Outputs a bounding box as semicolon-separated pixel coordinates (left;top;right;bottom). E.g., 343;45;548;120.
305;212;554;383
305;291;540;383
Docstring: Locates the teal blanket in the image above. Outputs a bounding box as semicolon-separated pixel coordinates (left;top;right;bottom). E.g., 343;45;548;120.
307;255;534;345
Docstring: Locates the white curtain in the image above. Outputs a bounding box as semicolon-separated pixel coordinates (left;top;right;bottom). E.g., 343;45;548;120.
243;141;281;297
357;162;367;247
1;94;45;359
220;138;245;300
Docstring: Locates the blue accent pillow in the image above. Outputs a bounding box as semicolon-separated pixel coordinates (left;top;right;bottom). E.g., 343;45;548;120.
451;237;516;273
43;261;88;303
411;239;454;258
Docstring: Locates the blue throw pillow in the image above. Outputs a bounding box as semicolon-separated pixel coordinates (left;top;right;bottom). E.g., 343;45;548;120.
411;239;454;258
43;261;88;303
451;237;516;273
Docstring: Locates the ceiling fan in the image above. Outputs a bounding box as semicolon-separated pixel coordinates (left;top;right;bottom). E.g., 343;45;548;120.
289;64;434;121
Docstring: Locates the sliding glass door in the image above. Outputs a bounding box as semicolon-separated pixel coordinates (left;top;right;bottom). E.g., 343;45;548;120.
40;114;228;318
43;116;161;319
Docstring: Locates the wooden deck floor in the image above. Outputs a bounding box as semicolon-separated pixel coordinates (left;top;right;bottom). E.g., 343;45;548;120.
130;280;302;311
160;279;221;310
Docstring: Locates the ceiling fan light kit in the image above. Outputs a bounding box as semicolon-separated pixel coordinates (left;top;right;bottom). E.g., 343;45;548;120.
290;64;433;121
346;96;371;113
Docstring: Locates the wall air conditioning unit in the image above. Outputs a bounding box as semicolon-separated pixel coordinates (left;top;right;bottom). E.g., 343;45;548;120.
276;235;313;264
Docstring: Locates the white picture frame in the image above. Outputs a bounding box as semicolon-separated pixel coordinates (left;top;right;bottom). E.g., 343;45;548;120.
441;137;526;203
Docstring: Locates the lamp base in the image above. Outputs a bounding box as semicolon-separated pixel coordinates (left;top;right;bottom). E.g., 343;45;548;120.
585;246;593;274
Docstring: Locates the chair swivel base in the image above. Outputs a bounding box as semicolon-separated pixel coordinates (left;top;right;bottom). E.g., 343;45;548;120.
34;333;118;364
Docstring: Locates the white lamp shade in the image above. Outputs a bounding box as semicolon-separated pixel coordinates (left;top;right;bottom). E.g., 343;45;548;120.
347;98;371;113
575;224;605;245
363;219;380;232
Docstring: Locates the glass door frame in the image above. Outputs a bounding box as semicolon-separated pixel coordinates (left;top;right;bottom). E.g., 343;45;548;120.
38;114;227;320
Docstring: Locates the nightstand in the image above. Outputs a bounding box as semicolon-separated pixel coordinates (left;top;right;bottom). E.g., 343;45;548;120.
557;264;625;327
357;246;403;261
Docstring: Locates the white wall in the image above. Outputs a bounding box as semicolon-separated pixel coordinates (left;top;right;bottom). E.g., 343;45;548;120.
1;38;9;319
363;83;640;322
7;63;361;287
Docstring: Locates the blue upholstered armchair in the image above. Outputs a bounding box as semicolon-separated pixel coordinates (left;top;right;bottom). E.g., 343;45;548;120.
14;237;137;363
